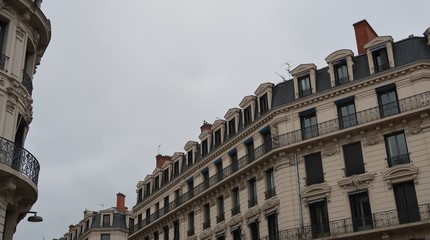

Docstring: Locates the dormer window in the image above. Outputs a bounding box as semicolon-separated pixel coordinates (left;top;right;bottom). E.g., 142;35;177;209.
298;75;311;97
214;129;221;147
154;175;160;190
162;168;169;185
326;49;354;87
259;93;268;114
212;119;225;148
364;36;394;74
225;108;241;138
187;150;193;165
334;60;348;85
173;160;180;177
228;118;236;136
145;182;151;196
243;106;252;126
291;63;317;99
102;214;110;227
255;82;274;117
372;46;389;73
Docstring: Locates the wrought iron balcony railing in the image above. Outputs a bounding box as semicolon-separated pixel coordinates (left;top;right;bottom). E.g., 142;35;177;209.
259;203;430;240
248;196;258;208
0;136;39;185
216;213;225;223
265;187;277;200
202;220;211;229
130;91;430;236
387;153;410;167
22;70;33;95
231;205;241;216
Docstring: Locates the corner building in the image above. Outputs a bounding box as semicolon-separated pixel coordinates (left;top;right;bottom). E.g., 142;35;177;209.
0;0;51;239
130;20;430;240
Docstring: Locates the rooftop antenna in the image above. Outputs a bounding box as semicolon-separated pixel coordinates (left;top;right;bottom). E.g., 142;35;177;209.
158;145;161;155
96;203;104;209
275;61;293;82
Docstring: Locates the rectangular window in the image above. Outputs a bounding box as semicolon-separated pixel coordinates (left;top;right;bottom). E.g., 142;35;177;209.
187;212;195;236
173;161;180;177
262;129;272;153
162;168;169;185
337;98;357;129
202;170;210;189
309;199;330;238
298;75;312;97
145;183;151;196
153;231;159;240
214;129;222;147
349;190;373;231
138;213;143;228
334;60;349;85
217;235;226;240
232;228;241;240
372;47;389;73
217;196;225;223
164;196;169;214
244;106;252;126
187;179;194;198
163;225;169;240
377;84;399;118
248;177;258;207
246;140;255;162
230;151;238;173
102;214;110;227
249;221;260;240
300;109;318;140
343;142;365;177
202;139;209;156
267;213;279;239
228;118;236;137
393;182;420;224
101;234;110;240
138;188;143;202
154;176;160;191
173;220;180;240
146;208;151;225
203;203;211;229
259;93;269;115
305;153;324;185
385;132;409;167
215;160;223;182
265;168;276;199
155;202;160;218
174;189;180;207
231;187;240;215
187;150;193;166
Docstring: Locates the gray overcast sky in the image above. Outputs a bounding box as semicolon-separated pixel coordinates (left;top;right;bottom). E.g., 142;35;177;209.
13;1;430;239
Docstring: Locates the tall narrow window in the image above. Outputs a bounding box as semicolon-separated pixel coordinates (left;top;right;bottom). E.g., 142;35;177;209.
187;212;195;236
298;75;312;97
187;179;194;199
0;21;7;71
102;214;110;227
249;221;260;240
155;202;160;218
228;118;236;137
349;190;372;231
203;203;211;229
334;60;349;85
162;168;169;186
385;132;409;167
202;169;210;189
232;227;241;240
174;189;180;207
146;208;151;225
214;129;222;147
173;160;180;177
265;168;276;199
300;109;318;140
187;150;194;166
377;84;399;118
267;213;279;239
336;97;357;129
231;187;240;215
245;140;255;162
137;213;142;228
393;182;420;224
163;225;169;240
248;177;258;207
244;106;252;126
343;142;365;177
164;196;170;214
215;160;223;182
309;199;330;238
305;153;324;185
259;93;269;115
153;231;159;240
202;139;209;156
217;196;225;223
261;128;272;153
154;175;160;191
173;220;180;240
372;47;389;73
230;150;238;173
138;188;143;202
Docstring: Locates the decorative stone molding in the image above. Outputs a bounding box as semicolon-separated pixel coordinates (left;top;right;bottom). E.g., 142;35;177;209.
321;145;339;157
199;228;212;239
420;113;430;129
338;173;375;191
213;222;226;236
382;164;418;188
6;99;15;113
243;205;260;221
187;235;197;240
261;197;280;214
301;183;330;205
227;214;243;228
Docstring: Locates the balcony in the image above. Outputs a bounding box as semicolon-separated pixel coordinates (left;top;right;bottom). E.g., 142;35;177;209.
265;187;277;200
0;136;39;185
129;91;430;236
216;213;225;223
202;220;211;229
259;203;430;240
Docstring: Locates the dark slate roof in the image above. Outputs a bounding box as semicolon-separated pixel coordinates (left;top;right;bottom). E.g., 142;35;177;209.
90;212;127;229
315;66;331;92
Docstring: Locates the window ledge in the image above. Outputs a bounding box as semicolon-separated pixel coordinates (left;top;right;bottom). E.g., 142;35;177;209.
212;221;226;236
301;183;330;205
227;214;243;228
382;163;418;188
338;173;375;191
199;228;212;240
261;196;280;214
243;205;261;222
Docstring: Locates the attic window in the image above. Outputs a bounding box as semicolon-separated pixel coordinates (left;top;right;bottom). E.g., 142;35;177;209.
371;46;389;73
243;106;252;126
298;75;311;97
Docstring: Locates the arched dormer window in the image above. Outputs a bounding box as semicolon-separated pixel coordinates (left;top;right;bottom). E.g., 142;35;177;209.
290;64;317;99
224;108;240;138
239;95;257;127
254;82;274;117
325;49;354;86
184;141;198;167
212;119;226;148
364;36;395;74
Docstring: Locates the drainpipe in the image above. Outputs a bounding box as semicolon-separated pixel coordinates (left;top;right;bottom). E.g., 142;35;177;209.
295;152;304;231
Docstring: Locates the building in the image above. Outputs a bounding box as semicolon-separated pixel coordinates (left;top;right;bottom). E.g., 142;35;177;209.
0;0;51;239
62;193;134;240
129;20;430;240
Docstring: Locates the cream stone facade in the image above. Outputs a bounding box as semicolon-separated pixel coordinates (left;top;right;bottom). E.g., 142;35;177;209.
129;20;430;240
0;0;50;239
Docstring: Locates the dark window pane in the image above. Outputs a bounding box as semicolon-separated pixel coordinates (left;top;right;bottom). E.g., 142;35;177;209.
309;199;330;238
372;47;389;73
385;132;409;167
393;182;420;224
343;142;365;176
299;75;312;97
337;100;357;129
377;85;399;118
300;110;318;140
259;93;269;114
244;106;252;126
349;191;373;231
305;153;324;185
334;61;349;85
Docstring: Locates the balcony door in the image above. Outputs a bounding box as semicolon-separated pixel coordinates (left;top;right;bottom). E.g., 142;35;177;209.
393;182;420;224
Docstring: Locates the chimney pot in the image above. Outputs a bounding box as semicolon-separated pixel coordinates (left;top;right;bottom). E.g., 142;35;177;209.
353;19;378;55
116;193;126;213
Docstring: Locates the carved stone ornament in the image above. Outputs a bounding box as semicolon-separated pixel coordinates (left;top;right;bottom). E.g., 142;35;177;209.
6;100;15;113
301;183;330;205
420;112;430;129
227;214;243;228
261;197;280;214
199;228;212;239
322;146;338;157
364;134;381;146
338;173;375;191
382;164;418;189
212;222;226;235
187;235;197;240
243;205;260;220
16;25;25;39
407;125;423;135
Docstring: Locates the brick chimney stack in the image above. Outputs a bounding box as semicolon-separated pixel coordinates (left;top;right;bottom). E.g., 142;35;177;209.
116;193;126;213
353;19;378;55
156;154;171;169
200;121;212;132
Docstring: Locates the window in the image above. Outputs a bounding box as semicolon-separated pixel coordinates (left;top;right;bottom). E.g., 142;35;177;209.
153;231;159;240
163;225;169;240
265;168;276;199
244;106;252;126
385;132;409;167
0;21;7;70
217;196;225;223
259;93;269;115
137;213;142;228
230;151;238;173
164;196;169;214
393;182;420;224
246;140;255;162
298;75;312;97
187;212;195;236
162;168;169;185
261;128;272;153
309;199;330;238
215;160;223;182
305;153;324;185
86;219;90;230
248;177;258;207
155;202;160;218
217;235;226;240
372;47;389;73
202;139;209;156
203;203;211;229
202;170;210;189
173;220;180;240
300;109;318;140
187;150;193;166
337;97;357;129
145;208;151;225
267;213;279;239
187;179;194;198
173;160;180;177
154;175;160;191
334;60;349;85
102;214;110;227
101;234;110;240
232;227;241;240
377;84;399;118
145;182;151;196
249;221;260;240
343;142;365;177
228;118;236;137
138;188;143;202
231;187;240;215
349;190;372;231
174;189;180;206
214;129;222;147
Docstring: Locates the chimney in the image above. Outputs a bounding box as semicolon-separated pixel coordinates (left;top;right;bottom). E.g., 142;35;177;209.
116;193;126;213
156;154;171;169
353;19;378;55
200;121;212;132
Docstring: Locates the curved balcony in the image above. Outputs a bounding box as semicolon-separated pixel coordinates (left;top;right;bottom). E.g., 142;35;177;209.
0;136;40;185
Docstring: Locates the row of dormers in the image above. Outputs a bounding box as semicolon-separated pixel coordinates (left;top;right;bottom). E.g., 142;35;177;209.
135;21;430;205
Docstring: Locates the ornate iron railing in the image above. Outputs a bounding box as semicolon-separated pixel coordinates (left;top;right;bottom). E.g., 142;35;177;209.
0;136;39;184
22;70;33;95
130;91;430;235
0;54;8;71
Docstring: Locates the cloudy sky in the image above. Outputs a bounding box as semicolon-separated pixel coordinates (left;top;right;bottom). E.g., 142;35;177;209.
14;1;430;239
